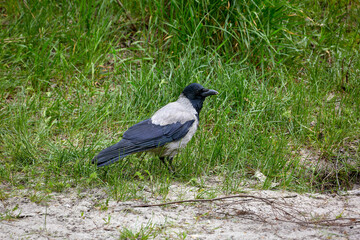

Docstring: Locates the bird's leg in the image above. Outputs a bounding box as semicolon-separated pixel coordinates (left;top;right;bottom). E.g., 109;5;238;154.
159;156;174;173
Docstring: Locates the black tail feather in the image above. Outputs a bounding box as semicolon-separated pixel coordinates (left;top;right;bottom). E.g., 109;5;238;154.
92;139;141;167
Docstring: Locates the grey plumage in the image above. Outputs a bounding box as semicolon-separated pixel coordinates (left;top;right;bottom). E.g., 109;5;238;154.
92;83;218;169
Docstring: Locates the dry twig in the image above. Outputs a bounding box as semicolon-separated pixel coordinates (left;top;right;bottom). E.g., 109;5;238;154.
132;193;360;227
132;194;297;208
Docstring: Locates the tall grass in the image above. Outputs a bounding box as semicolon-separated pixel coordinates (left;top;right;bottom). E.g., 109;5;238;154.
0;0;359;199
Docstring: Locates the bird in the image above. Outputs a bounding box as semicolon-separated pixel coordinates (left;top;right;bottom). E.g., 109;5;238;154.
92;83;218;170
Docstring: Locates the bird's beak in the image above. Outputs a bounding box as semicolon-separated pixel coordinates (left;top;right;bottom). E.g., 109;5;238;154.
201;89;219;97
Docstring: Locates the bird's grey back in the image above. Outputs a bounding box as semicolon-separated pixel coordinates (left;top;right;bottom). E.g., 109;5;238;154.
151;93;198;125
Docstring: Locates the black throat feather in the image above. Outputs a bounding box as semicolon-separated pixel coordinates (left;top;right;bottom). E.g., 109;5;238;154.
189;98;204;119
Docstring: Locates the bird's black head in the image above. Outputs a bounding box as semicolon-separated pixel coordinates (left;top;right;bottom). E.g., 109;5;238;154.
182;83;218;114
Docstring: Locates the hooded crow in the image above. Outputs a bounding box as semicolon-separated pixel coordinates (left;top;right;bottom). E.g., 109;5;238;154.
92;83;218;169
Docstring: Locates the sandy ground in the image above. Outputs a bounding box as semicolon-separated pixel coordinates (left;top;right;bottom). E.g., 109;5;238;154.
1;183;359;240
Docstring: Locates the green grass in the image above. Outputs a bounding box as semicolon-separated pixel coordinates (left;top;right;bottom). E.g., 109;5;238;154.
119;221;167;240
0;0;359;200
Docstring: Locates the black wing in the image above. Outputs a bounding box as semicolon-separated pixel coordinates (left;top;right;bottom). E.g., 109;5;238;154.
92;119;195;167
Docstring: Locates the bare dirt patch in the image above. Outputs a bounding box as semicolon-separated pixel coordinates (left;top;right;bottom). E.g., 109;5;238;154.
1;184;359;239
